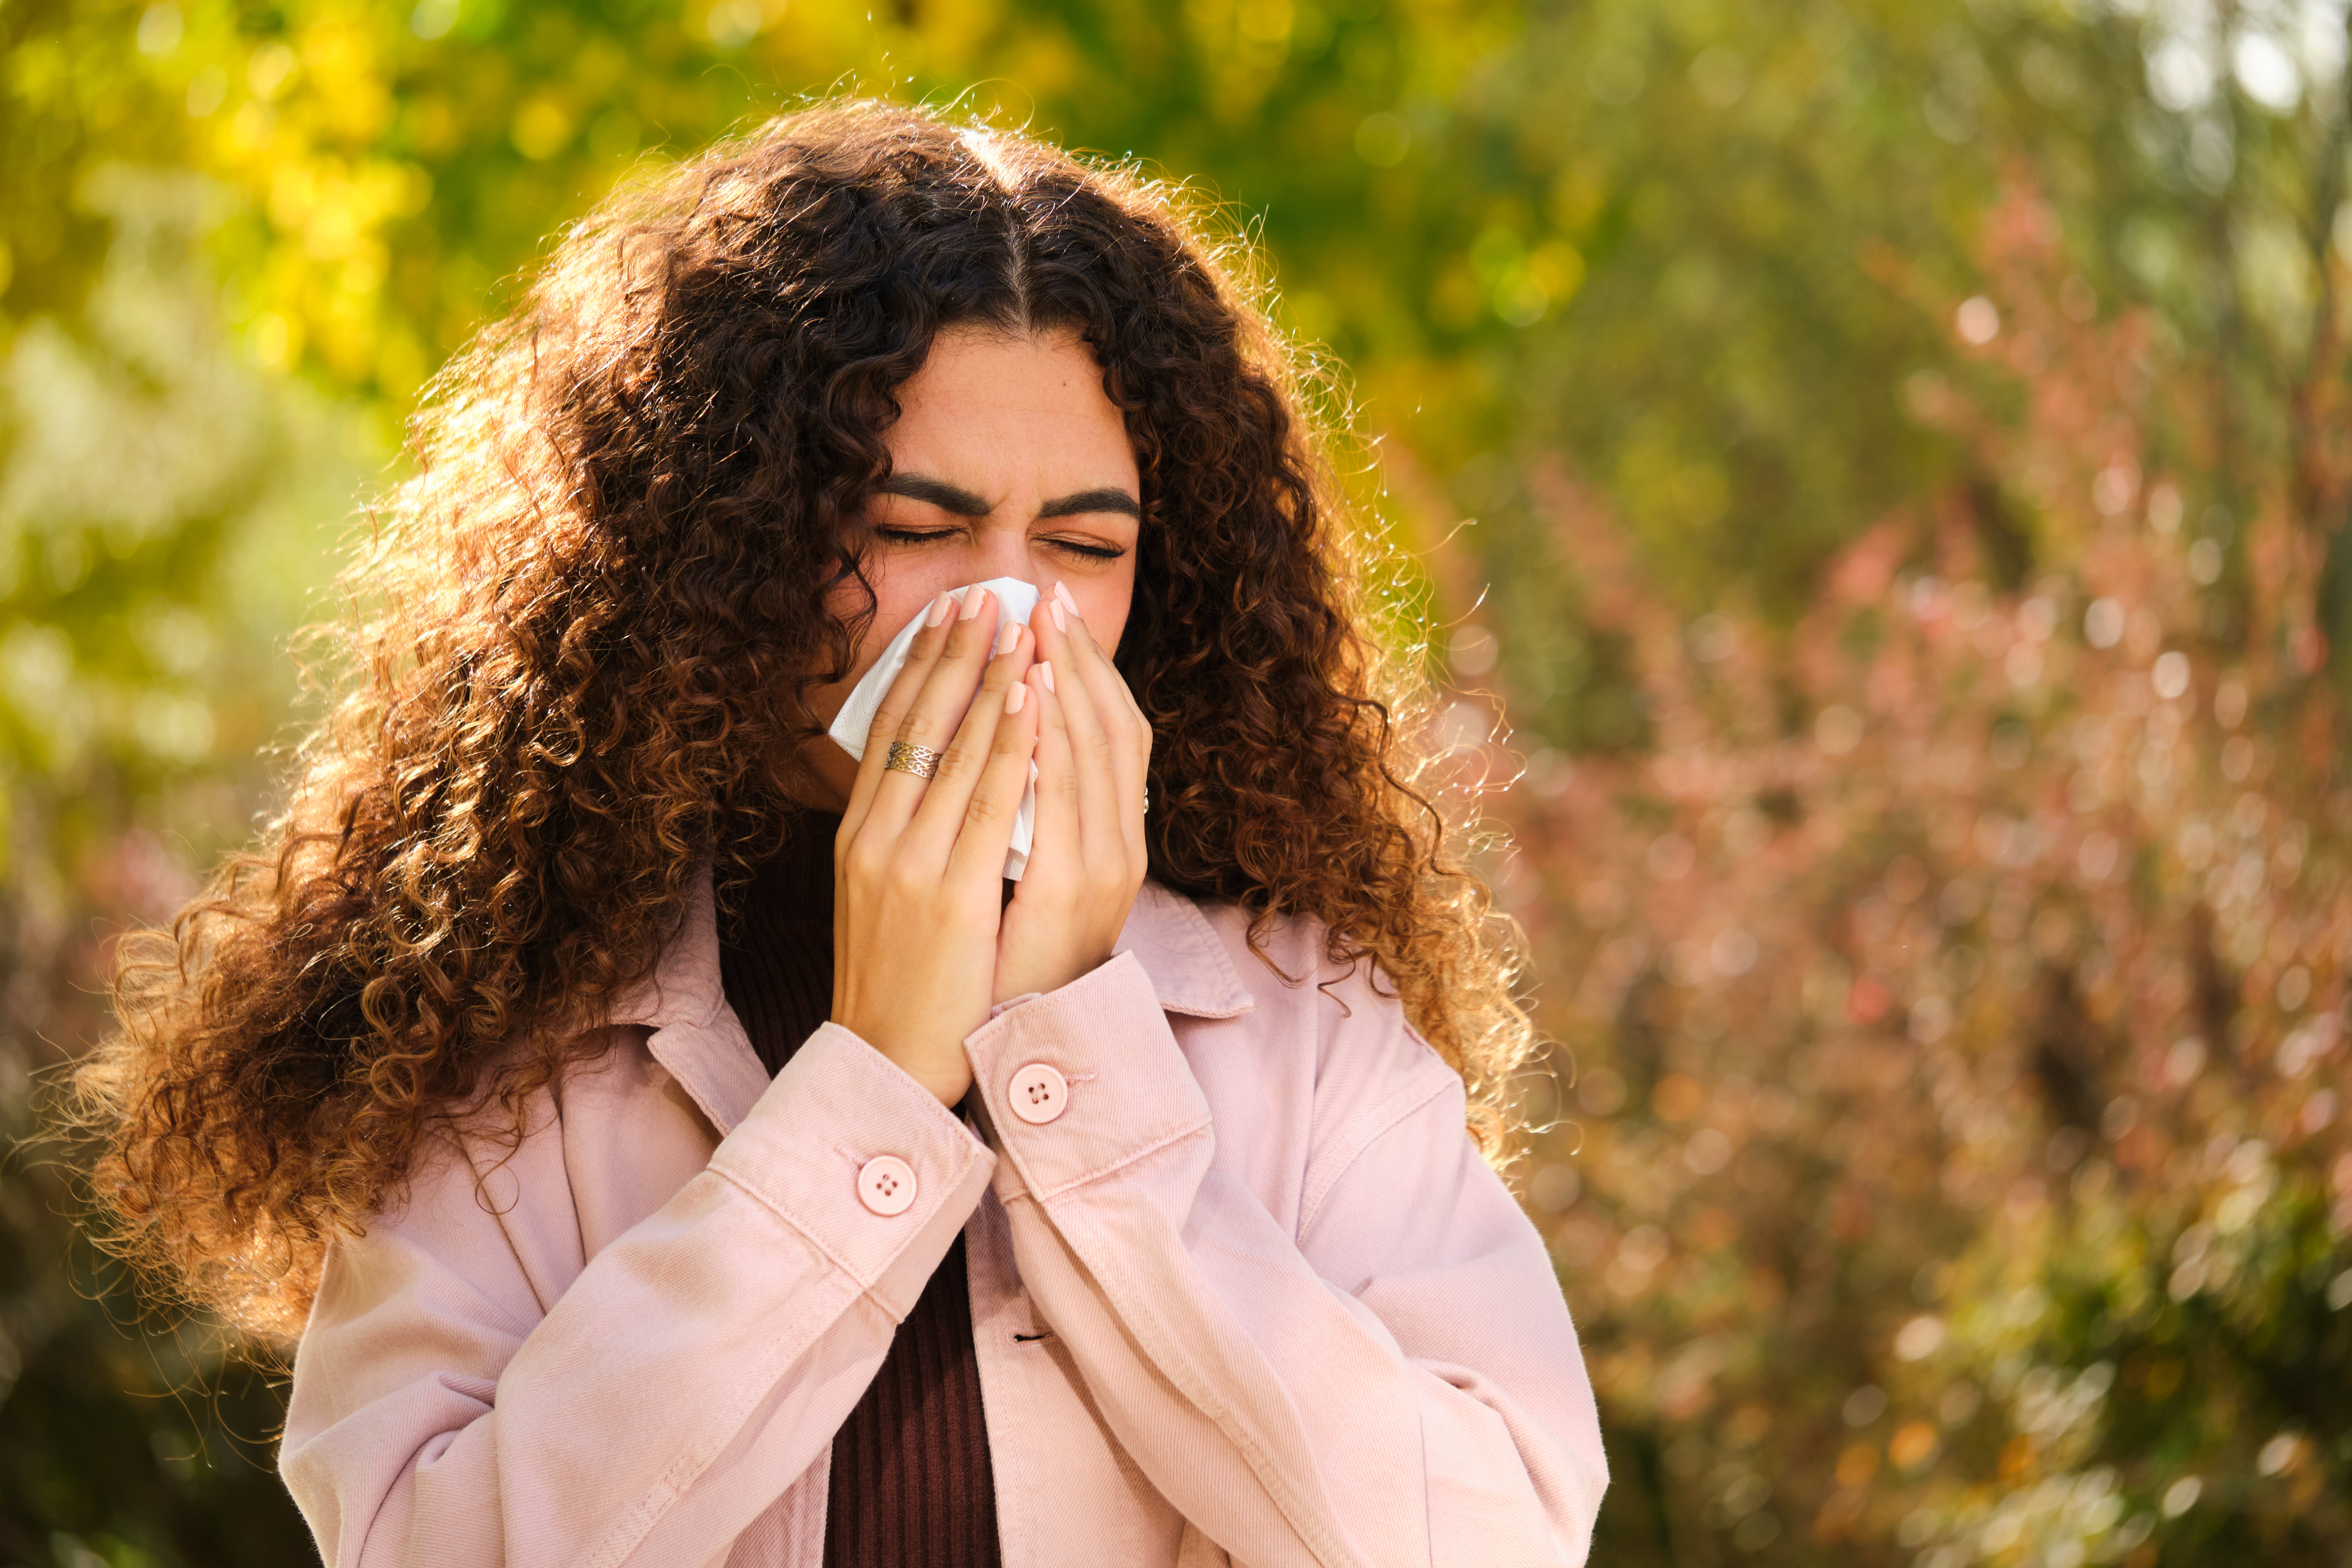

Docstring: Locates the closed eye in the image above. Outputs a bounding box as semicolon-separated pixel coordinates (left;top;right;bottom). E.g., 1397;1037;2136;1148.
1047;536;1127;561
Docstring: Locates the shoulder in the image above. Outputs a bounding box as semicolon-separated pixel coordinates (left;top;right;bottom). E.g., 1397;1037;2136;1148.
364;1023;707;1269
1178;891;1456;1088
1142;886;1466;1197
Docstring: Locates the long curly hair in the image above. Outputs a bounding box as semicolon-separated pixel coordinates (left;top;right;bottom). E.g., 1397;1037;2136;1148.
74;100;1531;1341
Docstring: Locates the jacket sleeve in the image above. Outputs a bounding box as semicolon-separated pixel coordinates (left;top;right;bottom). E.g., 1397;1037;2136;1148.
965;954;1607;1568
280;1025;995;1568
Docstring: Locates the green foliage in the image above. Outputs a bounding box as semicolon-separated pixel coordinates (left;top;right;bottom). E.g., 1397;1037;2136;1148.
8;0;2352;1562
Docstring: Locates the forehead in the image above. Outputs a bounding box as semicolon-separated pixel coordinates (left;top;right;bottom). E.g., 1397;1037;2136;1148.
888;326;1136;479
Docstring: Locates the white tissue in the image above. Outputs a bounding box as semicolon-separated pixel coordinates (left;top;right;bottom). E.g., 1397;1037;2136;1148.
826;577;1043;880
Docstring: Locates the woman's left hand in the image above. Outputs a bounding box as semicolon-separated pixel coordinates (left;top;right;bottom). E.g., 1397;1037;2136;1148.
994;580;1152;1004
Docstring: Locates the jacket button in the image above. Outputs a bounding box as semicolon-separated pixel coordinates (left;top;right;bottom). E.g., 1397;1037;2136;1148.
1008;1063;1068;1125
857;1155;917;1216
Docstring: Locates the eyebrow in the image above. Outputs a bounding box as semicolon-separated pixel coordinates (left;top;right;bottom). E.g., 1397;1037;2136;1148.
875;474;1141;521
1037;486;1142;520
875;475;989;516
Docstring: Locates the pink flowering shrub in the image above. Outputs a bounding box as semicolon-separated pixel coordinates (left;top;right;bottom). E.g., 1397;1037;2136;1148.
1475;188;2352;1564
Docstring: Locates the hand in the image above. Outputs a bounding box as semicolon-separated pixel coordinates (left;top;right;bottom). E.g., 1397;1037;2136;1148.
832;587;1040;1104
994;580;1151;1004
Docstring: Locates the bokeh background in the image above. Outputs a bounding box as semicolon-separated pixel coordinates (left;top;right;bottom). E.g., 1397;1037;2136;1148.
6;0;2352;1563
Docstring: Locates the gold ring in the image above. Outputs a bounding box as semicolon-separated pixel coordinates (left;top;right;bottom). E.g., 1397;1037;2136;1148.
884;740;943;780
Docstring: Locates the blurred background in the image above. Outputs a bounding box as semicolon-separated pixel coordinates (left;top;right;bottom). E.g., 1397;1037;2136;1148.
5;0;2351;1562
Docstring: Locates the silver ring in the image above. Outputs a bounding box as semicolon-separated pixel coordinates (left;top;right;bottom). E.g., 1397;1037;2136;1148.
884;740;942;780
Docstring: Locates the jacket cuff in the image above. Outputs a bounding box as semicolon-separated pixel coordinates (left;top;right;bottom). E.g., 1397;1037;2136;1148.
965;952;1212;1202
709;1022;994;1321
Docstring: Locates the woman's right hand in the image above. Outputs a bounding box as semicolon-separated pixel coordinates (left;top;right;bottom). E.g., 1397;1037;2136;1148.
831;586;1039;1105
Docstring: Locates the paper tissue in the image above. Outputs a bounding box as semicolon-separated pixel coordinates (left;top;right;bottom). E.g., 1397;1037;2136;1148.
825;576;1041;879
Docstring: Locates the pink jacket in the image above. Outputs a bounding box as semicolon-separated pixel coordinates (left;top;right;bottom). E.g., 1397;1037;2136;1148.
281;875;1608;1567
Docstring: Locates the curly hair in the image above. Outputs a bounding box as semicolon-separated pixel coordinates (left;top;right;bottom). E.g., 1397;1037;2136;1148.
74;100;1531;1341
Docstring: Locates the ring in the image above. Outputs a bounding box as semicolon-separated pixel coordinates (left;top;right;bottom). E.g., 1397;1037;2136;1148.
884;740;943;780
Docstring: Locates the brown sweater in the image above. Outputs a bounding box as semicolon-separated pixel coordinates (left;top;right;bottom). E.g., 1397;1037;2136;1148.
718;811;1000;1568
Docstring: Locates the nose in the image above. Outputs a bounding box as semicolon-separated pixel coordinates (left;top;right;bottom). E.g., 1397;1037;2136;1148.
971;533;1040;595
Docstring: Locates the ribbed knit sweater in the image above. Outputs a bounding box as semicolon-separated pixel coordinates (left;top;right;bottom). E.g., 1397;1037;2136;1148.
717;811;1000;1568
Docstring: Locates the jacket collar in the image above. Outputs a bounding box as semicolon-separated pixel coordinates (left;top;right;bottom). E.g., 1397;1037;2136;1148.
1112;880;1255;1021
609;866;1253;1136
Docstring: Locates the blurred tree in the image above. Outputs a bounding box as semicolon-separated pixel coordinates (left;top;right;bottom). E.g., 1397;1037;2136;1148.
1486;150;2352;1568
0;173;372;1566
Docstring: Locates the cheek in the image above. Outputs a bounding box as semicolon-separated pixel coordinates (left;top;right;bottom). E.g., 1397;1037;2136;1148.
1070;562;1137;653
815;566;936;706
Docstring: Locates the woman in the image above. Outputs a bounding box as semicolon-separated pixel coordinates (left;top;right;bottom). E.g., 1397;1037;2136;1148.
80;101;1606;1566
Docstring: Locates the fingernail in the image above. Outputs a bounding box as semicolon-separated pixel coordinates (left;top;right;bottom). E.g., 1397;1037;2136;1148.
1038;661;1055;693
1049;599;1067;633
958;586;989;621
995;620;1020;655
1055;580;1079;615
1005;680;1027;714
925;591;954;628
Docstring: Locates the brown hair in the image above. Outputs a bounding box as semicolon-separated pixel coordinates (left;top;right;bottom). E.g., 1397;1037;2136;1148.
75;100;1530;1340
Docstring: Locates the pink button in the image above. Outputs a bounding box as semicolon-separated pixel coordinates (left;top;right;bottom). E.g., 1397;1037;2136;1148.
857;1155;917;1216
1008;1063;1069;1125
